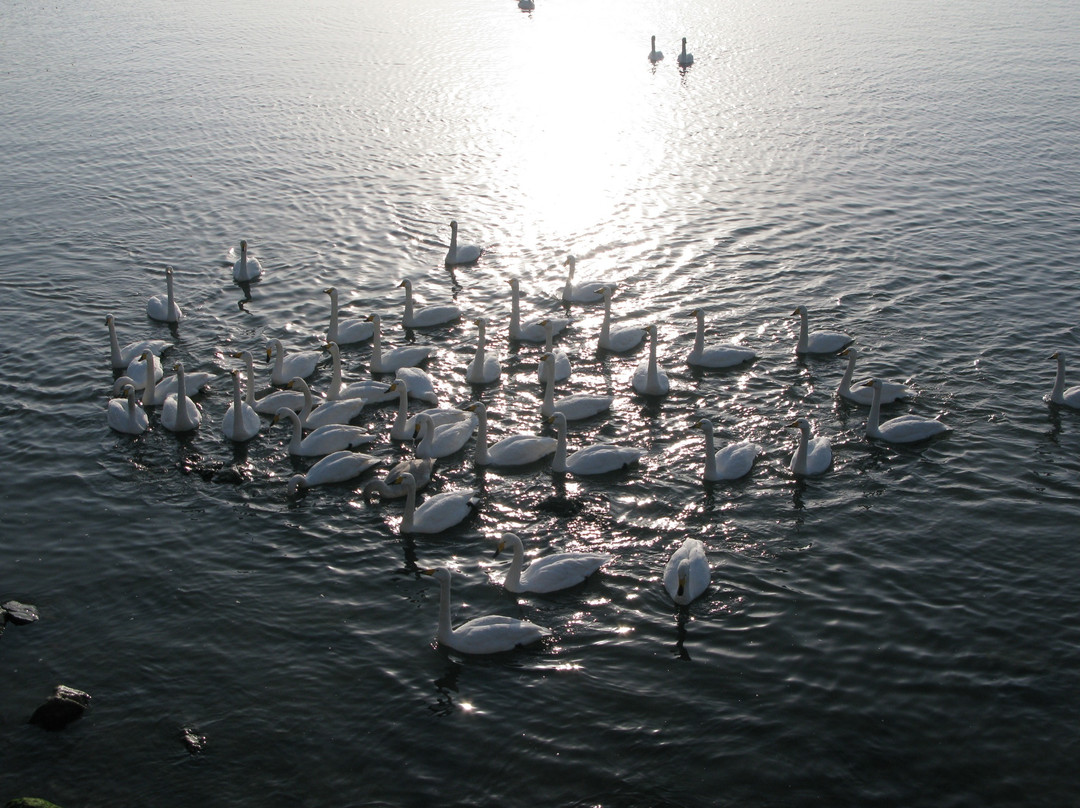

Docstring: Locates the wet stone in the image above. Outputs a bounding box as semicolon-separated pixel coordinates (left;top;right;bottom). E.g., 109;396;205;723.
29;685;91;731
2;601;40;626
181;726;207;753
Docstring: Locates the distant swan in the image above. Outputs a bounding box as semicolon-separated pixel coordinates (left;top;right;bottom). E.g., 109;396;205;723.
792;305;853;356
787;418;832;476
325;287;374;345
400;278;461;328
664;538;709;606
445;220;483;266
648;35;664;62
599;286;646;352
467;401;556;467
232;240;263;282
864;379;950;443
146;266;182;323
518;0;534;10
421;566;550;655
539;354;613;420
287;450;380;495
1049;351;1080;408
631;324;670;396
688;309;756;368
562;255;615;304
677;37;694;67
549;412;644;475
837;348;911;405
537;318;572;383
160;362;201;433
222;368;261;442
465;317;502;384
692;418;760;481
106;314;171;370
396;472;479;534
273;407;375;457
107;384;148;435
494;532;611;594
266;338;321;385
508;278;568;343
366;313;435;373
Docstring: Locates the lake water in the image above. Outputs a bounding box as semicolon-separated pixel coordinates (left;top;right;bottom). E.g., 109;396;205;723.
2;0;1080;805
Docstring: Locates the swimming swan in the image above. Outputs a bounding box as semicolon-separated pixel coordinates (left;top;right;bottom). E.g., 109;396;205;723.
539;354;613;420
792;305;853;356
864;379;950;443
467;401;556;467
444;220;483;266
273;407;375;457
232;240;263;282
287;450;380;495
599;286;646;352
562;255;615;304
289;376;366;428
139;351;215;407
161;362;201;433
421;566;550;655
266;338;321;385
388;378;472;440
1049;352;1080;408
508;278;568;343
549;412;644;475
687;309;756;368
362;457;435;500
324;341;394;403
222;368;261;442
494;532;611;594
692;418;760;481
414;413;475;459
324;287;374;345
106;314;171;370
231;350;308;414
465;317;502;384
787;418;832;476
400;278;461;328
537;318;572;383
677;37;694;67
648;36;664;62
631;324;670;396
837;348;911;405
396;473;479;535
146;266;182;323
107;384;148;435
366;313;435;373
664;538;709;606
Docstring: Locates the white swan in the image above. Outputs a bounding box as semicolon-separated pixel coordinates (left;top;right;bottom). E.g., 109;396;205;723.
494;532;611;594
692;418;760;481
539;354;613;420
289;377;366;428
536;318;572;383
787;418;832;476
366;313;435;373
631;324;670;396
287;450;380;495
1049;352;1080;408
324;342;395;403
549;412;644;475
121;349;164;390
266;339;321;385
107;384;148;435
444;220;483;266
837;348;911;405
414;413;475;459
508;278;568;343
138;351;215;407
324;287;374;345
161;362;201;433
395;366;439;404
231;350;308;414
146;266;182;323
363;456;435;500
465;317;502;385
421;567;550;655
388;379;472;440
232;240;263;282
664;538;709;606
106;314;171;370
598;286;646;352
792;305;853;356
467;401;556;467
688;309;756;368
648;36;664;62
400;278;461;328
864;379;950;443
222;369;261;442
562;255;615;304
396;472;479;534
273;407;375;457
677;37;694;67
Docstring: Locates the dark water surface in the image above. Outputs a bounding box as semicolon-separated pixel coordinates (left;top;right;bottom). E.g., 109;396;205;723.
2;0;1080;805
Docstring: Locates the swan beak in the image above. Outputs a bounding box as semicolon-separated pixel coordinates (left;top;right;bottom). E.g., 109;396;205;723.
492;540;506;559
676;575;687;598
785;420;800;428
839;349;850;356
419;568;436;577
1051;351;1060;359
392;474;405;485
365;314;375;322
323;287;333;294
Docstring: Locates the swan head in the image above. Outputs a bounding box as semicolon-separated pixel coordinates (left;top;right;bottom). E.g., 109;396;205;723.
229;350;249;361
564;255;576;273
265;339;284;360
113;376;136;395
465;401;487;416
421;567;451;585
493;532;523;559
323;287;335;296
839;347;856;358
105;313;115;327
120;383;137;399
398;279;412;291
393;471;418;490
450;220;459;232
240;239;248;252
364;313;381;325
271;407;293;426
692;417;714;435
507;278;521;291
324;341;340;356
1051;351;1064;362
287;376;310;392
861;378;883;390
546;412;567;430
791;305;807;317
787;418;811;434
287;474;306;495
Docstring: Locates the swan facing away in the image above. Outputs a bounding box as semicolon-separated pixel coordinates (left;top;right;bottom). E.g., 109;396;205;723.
539;354;613;421
445;220;483;266
287;450;380;495
837;348;911;405
508;278;568;343
395;472;479;534
677;37;694;67
161;362;201;433
366;313;435;373
792;305;853;356
222;369;261;442
106;314;172;370
421;566;550;655
267;339;321;385
232;240;263;282
863;379;950;443
325;287;374;345
631;324;670;396
494;532;611;594
648;35;664;62
465;317;502;384
273;407;375;457
664;538;710;606
688;309;756;369
107;384;148;435
599;286;646;352
562;255;615;304
1049;352;1080;408
549;412;644;475
400;278;461;328
692;418;760;481
467;401;556;467
146;266;182;323
787;418;832;476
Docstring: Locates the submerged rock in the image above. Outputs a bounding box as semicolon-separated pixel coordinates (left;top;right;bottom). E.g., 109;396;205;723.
29;685;91;731
5;799;65;808
181;726;207;754
2;601;40;626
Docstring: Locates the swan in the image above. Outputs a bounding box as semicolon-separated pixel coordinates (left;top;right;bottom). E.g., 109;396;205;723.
396;473;479;534
539;354;613;420
273;407;375;457
445;220;483;266
536;318;572;383
787;418;832;476
467;401;556;467
266;339;321;385
562;255;615;304
598;286;646;352
400;278;461;328
864;379;950;443
664;538;710;606
232;240;263;282
692;418;761;481
395;366;439;404
631;324;670;396
422;566;550;654
837;348;911;405
160;362;201;433
677;37;694;67
362;456;435;500
140;352;215;407
106;314;171;370
231;350;309;414
121;349;164;390
465;317;502;384
324;341;395;403
324;287;374;345
289;377;366;428
287;450;381;495
688;309;756;368
146;266;182;323
648;36;664;62
222;369;261;442
366;313;434;373
549;412;644;475
107;384;148;435
1049;352;1080;408
508;278;568;343
792;305;853;356
494;532;611;594
414;413;475;459
388;379;473;440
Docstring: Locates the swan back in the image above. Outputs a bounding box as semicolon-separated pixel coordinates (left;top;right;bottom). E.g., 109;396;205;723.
664;538;709;605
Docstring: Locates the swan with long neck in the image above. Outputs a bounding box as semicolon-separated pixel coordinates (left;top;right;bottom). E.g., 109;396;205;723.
664;538;709;606
562;255;614;304
539;354;612;420
288;376;365;428
536;318;572;383
1049;352;1080;408
273;407;374;457
549;412;644;475
266;338;320;385
787;418;832;476
863;379;950;443
287;450;380;495
792;305;853;356
396;473;479;535
677;37;694;67
146;266;182;323
324;287;373;345
687;309;756;368
508;279;568;343
414;412;475;459
106;314;171;370
465;317;502;384
400;278;461;328
366;313;434;373
222;369;261;442
231;350;307;413
445;220;482;266
648;36;664;62
494;532;611;594
107;384;148;435
837;348;911;405
233;240;263;282
161;362;201;432
631;324;670;396
388;378;472;441
692;418;760;481
598;286;646;352
466;401;556;467
324;341;394;403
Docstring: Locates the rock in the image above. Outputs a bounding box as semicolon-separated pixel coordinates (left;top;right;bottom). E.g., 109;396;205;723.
29;685;91;731
2;601;40;626
181;726;207;753
5;799;65;808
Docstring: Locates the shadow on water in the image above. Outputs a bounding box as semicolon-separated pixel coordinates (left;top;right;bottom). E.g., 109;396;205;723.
671;608;693;661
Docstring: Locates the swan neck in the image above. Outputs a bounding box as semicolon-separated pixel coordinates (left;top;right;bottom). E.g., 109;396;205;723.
647;330;659;386
474;408;489;464
231;376;243;429
108;319;122;365
703;427;716;468
328;348;342;398
867;386;883;436
394;385;409;430
288;411;303;452
797;311;808;351
693;314;705;355
243;355;256;405
403;286;414;320
792;429;808;474
541;362;555;416
839;353;855;393
505;541;524;591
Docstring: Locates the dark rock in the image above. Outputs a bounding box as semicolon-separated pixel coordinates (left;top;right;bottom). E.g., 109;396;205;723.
212;467;246;485
537;494;585;517
5;799;65;808
2;600;40;626
181;726;207;753
29;685;91;731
